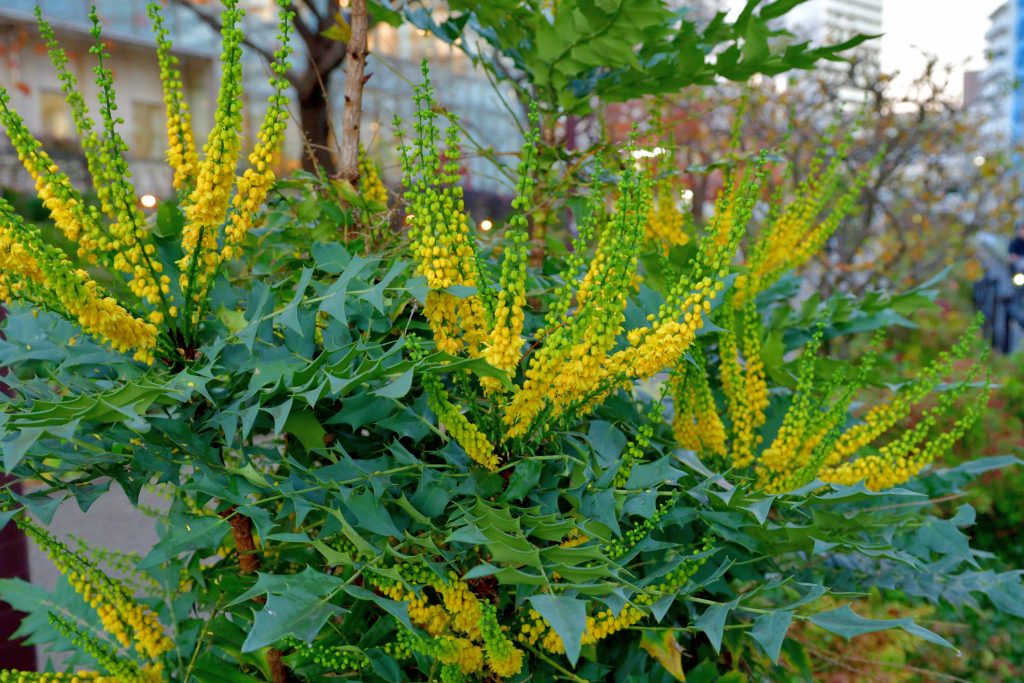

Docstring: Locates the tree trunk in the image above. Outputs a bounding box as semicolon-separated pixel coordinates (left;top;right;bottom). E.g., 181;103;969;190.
336;0;369;185
0;306;30;668
0;477;35;670
299;83;335;176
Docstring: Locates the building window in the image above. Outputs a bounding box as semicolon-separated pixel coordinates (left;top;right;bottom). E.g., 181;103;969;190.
39;90;74;142
133;101;166;160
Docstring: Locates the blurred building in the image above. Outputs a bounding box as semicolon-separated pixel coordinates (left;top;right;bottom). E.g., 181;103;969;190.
0;1;217;198
779;0;884;103
980;0;1023;143
963;69;984;109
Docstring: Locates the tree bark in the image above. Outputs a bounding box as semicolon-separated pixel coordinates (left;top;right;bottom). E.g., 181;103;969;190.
298;81;335;177
336;0;369;184
0;308;31;668
0;475;35;670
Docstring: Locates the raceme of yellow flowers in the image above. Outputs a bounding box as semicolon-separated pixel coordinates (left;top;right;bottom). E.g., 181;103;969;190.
675;296;988;492
645;176;690;249
367;538;712;679
404;66;764;465
0;1;292;362
405;81;984;496
370;563;525;679
733;134;877;307
1;519;170;683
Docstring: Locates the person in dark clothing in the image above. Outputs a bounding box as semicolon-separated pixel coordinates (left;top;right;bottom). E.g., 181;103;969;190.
1010;225;1024;268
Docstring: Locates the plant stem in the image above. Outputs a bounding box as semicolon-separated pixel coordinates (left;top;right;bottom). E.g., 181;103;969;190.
220;505;288;683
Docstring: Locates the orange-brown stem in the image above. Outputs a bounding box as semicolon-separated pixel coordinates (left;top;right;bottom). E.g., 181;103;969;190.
221;505;287;683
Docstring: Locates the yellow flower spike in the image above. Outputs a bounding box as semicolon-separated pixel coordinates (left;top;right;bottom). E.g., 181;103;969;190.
755;325;826;489
35;10;120;235
399;75;491;358
821;365;989;491
0;202;158;363
503;153;651;437
220;7;293;265
483;108;538;390
825;321;979;469
16;518;172;663
480;603;524;678
358;145;389;205
519;604;645;655
179;0;245;317
0;89;106;265
671;347;727;456
716;300;768;470
645;176;690;249
735;136;877;307
87;9;168;311
418;355;499;469
148;3;201;191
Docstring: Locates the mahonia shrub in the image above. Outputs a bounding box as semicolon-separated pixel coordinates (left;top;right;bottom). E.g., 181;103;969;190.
0;13;1022;683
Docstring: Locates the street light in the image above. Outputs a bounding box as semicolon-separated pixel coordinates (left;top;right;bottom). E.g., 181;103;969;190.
973;155;986;167
480;219;493;231
140;194;157;209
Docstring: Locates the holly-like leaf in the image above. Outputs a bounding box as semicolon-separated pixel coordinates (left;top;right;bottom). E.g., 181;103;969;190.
639;627;686;681
750;610;793;662
808;604;955;650
528;594;588;666
242;593;344;652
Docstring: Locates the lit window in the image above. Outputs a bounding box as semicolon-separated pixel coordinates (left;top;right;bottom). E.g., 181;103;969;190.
39;90;73;141
133;101;167;160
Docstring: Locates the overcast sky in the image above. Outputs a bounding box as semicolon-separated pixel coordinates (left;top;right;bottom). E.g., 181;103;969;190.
881;0;1002;96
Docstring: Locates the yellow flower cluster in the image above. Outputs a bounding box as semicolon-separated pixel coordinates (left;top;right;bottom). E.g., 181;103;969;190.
575;165;763;433
735;138;874;307
221;12;292;264
35;10;114;247
400;97;766;449
645;177;690;249
823;323;979;469
374;565;524;679
0;202;157;362
0;90;106;265
400;71;490;358
820;367;988;490
178;1;245;311
704;303;986;492
503;163;653;437
421;364;499;470
358;146;389;205
148;3;200;191
0;2;290;362
88;9;170;309
716;301;769;469
541;173;604;337
754;326;828;492
518;604;645;654
671;347;727;456
483;106;537;385
17;518;172;661
0;672;115;683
